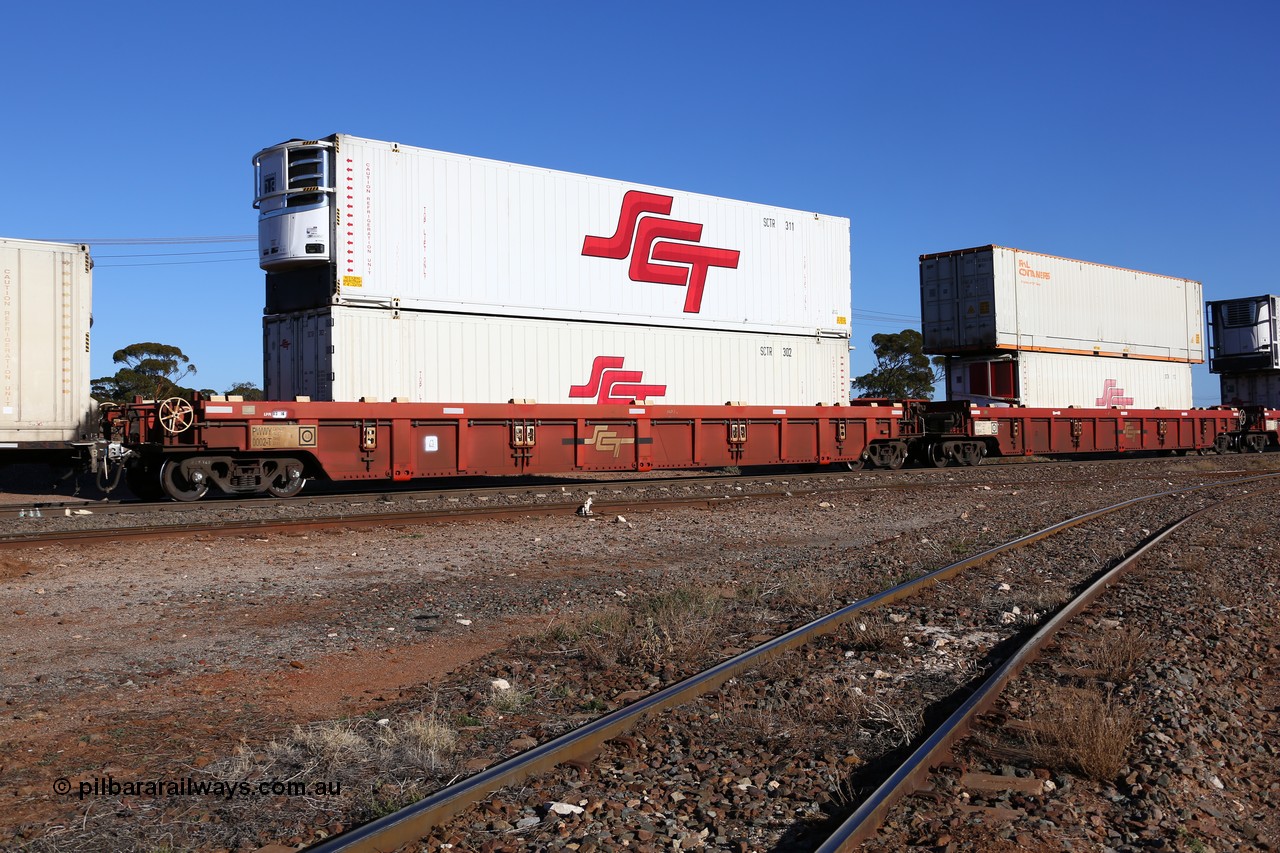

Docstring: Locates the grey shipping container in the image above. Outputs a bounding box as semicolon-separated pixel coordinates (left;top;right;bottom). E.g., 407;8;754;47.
921;246;1203;363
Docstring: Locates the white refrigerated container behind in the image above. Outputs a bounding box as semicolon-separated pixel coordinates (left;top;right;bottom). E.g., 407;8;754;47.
264;306;850;406
921;246;1203;363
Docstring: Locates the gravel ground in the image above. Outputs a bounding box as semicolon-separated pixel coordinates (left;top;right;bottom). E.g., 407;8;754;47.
0;453;1277;851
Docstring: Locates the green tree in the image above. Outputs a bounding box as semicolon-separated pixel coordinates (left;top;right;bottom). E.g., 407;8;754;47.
224;381;264;401
851;329;945;400
91;342;197;404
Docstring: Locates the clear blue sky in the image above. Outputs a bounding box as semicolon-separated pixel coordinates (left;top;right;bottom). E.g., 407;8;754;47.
3;1;1275;405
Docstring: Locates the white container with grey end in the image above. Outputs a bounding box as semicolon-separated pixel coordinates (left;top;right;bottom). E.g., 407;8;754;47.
254;134;851;339
943;350;1193;410
1219;372;1280;409
264;306;850;406
921;245;1203;363
0;238;96;446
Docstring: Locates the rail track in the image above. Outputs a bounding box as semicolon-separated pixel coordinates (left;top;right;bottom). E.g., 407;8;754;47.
2;455;1272;548
289;471;1280;852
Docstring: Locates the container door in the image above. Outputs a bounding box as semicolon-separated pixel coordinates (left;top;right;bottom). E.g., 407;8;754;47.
956;249;998;350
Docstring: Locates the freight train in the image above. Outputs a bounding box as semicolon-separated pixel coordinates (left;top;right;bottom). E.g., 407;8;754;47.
2;136;1277;501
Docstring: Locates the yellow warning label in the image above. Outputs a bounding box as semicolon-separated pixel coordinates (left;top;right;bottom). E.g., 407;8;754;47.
250;425;318;449
342;275;363;289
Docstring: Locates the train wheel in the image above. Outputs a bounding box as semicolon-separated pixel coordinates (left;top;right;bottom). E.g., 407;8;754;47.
264;459;305;498
125;460;165;501
844;458;865;471
928;443;950;468
885;443;907;470
160;459;209;502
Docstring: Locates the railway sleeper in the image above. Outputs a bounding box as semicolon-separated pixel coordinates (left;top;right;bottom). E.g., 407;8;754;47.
142;455;307;501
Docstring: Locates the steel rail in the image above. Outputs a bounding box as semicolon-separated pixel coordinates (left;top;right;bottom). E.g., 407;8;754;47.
299;470;1280;853
3;451;1264;521
0;493;755;549
813;479;1279;852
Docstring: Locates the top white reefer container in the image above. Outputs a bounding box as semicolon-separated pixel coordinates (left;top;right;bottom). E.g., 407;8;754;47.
254;134;851;339
0;238;95;446
920;246;1203;363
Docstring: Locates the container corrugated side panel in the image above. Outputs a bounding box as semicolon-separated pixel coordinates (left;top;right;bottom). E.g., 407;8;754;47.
0;239;93;443
266;306;848;406
922;246;1202;362
945;351;1192;409
332;135;849;338
1219;371;1280;408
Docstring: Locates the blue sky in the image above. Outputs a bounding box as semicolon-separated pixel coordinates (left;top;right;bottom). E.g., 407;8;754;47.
3;1;1275;405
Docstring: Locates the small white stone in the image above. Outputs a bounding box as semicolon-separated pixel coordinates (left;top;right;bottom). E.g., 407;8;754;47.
548;801;584;815
456;619;472;626
491;678;511;691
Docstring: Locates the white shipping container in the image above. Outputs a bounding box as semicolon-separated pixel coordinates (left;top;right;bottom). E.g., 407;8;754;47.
1207;295;1279;373
944;351;1192;409
921;246;1203;363
1219;372;1280;409
264;307;849;406
0;238;95;445
254;135;850;338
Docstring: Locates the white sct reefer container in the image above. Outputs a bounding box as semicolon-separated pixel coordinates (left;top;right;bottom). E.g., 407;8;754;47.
253;135;850;338
921;246;1203;363
1207;295;1278;373
943;351;1193;409
0;238;95;445
1219;372;1280;409
264;307;850;406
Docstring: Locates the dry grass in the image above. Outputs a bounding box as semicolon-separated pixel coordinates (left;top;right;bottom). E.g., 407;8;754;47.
536;585;727;673
840;617;905;653
1090;625;1154;683
489;681;532;713
1024;686;1142;781
219;707;460;788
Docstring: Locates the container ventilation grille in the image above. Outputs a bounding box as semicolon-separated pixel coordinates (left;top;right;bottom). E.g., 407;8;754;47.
1223;301;1256;328
286;148;329;209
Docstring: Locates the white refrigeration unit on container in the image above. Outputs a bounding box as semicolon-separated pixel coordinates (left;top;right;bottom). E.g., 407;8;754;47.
264;306;849;406
920;246;1203;363
1206;295;1278;374
0;238;96;447
942;351;1193;410
253;134;851;405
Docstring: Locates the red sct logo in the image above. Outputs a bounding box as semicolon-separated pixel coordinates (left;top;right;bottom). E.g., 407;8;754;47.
1095;379;1134;407
582;190;741;313
569;356;667;404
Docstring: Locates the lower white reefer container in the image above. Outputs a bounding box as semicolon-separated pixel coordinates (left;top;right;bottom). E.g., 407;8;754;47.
1219;372;1280;408
265;306;850;406
944;351;1192;410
